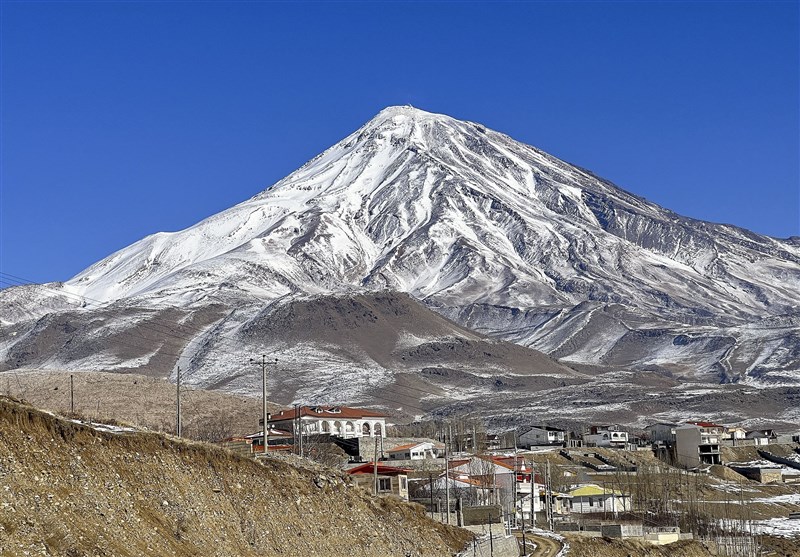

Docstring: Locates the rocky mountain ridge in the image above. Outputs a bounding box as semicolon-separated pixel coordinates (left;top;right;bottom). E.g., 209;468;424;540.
1;106;798;425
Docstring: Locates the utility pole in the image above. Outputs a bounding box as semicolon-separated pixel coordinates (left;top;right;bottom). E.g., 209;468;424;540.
299;409;304;458
429;473;435;519
373;434;379;495
250;355;277;456
294;403;299;455
176;367;182;437
445;429;451;525
545;460;554;531
512;433;518;530
69;374;74;415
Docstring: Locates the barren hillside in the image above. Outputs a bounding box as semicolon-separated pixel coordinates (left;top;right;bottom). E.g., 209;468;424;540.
0;396;470;556
1;369;264;439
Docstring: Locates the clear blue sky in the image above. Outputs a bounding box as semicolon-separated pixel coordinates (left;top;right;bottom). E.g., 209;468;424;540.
2;1;798;285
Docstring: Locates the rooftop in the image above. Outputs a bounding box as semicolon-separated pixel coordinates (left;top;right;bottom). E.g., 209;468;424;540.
686;421;724;428
347;463;411;476
270;406;388;422
569;484;626;497
387;441;443;453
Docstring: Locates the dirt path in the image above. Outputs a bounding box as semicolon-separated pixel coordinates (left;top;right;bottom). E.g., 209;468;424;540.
515;532;563;557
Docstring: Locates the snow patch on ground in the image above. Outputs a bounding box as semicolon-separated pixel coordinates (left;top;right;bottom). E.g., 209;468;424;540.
70;419;137;434
750;517;800;537
751;493;800;505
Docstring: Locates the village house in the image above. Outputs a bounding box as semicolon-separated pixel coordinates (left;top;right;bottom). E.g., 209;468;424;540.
519;426;566;448
745;429;778;444
723;426;747;441
387;441;443;461
537;488;573;517
423;455;519;507
567;484;631;514
485;434;504;451
675;421;723;468
220;428;294;456
269;405;388;440
644;422;678;445
347;463;410;500
583;425;629;449
430;471;500;507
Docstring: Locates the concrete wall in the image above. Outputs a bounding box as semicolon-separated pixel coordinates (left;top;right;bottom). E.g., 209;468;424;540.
458;533;519;557
675;426;701;468
462;505;503;526
601;523;644;538
730;466;783;484
645;532;681;545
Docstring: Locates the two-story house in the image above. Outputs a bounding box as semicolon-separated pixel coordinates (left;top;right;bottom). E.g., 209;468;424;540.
519;426;566;448
270;405;388;440
584;425;629;449
675;421;723;468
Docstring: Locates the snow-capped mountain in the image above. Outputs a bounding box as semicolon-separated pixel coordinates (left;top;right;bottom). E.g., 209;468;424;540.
40;107;800;316
2;106;799;424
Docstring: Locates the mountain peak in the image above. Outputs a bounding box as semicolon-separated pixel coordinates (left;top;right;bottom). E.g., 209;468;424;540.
365;105;451;132
3;106;800;407
373;104;436;119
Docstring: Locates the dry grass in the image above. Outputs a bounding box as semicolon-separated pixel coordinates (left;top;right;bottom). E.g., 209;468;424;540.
1;368;263;439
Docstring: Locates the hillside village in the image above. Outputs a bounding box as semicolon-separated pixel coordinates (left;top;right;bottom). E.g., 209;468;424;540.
214;403;800;553
2;371;799;556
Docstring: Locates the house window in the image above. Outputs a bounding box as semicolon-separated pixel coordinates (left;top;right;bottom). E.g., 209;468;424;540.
378;478;391;492
400;477;407;490
589;499;594;507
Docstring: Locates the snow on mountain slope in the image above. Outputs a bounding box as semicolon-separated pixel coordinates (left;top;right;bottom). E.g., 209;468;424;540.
53;106;800;321
1;106;799;412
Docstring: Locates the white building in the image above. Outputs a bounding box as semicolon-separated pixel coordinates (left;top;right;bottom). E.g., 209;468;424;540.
723;427;747;441
519;426;566;448
387;441;443;460
567;484;631;514
584;425;628;448
270;405;388;439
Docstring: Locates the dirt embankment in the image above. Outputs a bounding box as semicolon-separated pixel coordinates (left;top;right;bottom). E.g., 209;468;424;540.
0;396;470;557
566;537;714;557
568;536;800;557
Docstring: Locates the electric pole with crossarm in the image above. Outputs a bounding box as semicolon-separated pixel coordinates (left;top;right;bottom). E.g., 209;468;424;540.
250;355;277;455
